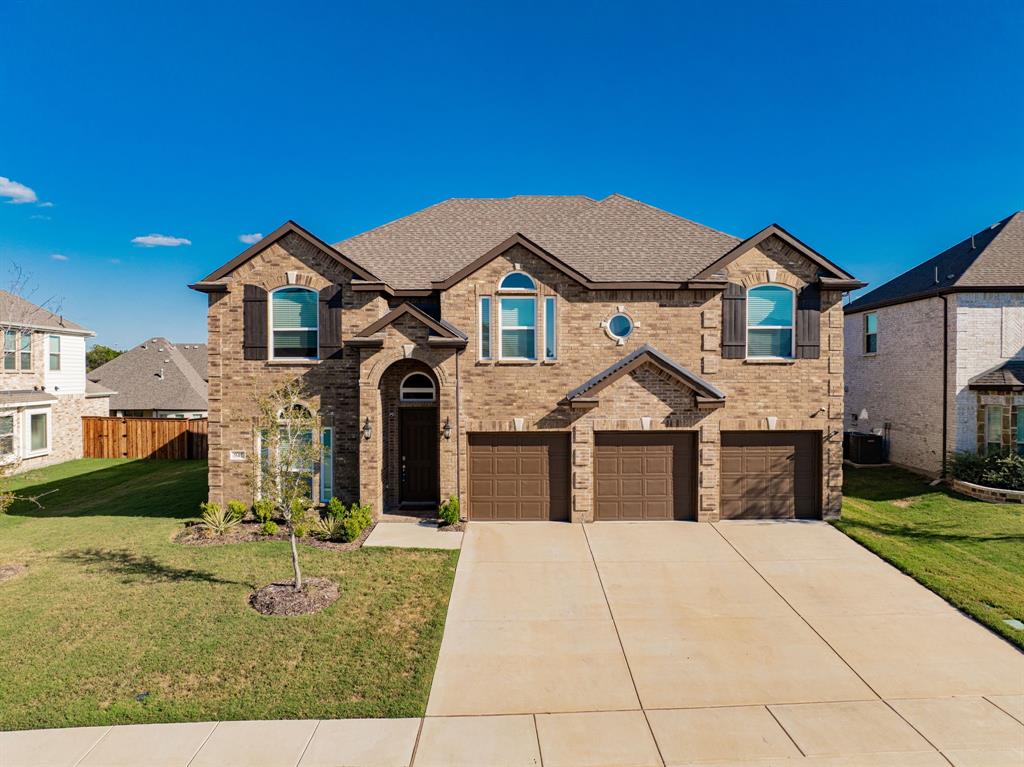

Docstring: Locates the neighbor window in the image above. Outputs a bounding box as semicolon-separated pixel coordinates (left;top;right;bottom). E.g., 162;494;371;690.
865;313;878;353
2;332;14;371
271;287;318;359
544;296;556;360
400;372;436;402
0;415;13;458
985;405;1004;454
1016;410;1024;457
479;296;492;360
27;410;49;455
48;335;61;370
19;332;31;369
747;285;795;358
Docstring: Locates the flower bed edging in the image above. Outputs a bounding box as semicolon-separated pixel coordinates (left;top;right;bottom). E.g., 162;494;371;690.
950;478;1024;504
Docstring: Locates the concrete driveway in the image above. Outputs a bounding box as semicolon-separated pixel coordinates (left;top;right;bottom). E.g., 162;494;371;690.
424;520;1024;766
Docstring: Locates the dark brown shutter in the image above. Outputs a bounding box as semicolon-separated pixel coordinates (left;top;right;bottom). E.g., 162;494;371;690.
721;282;746;359
795;284;821;359
319;285;343;360
243;285;268;360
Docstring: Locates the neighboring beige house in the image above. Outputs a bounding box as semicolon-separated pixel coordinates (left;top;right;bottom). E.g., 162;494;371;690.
0;290;112;473
844;210;1024;476
192;194;863;522
88;337;207;418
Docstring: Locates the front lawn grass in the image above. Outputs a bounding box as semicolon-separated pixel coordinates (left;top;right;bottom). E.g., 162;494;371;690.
0;459;458;731
837;466;1024;650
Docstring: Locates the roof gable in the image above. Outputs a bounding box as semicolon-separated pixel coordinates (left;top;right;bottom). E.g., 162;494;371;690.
353;303;468;345
0;289;93;335
846;211;1024;313
693;224;856;282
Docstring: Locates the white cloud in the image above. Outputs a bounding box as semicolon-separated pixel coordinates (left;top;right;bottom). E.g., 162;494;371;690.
239;232;263;244
50;253;69;261
0;176;38;204
30;214;51;220
131;233;192;247
109;258;122;265
37;201;54;208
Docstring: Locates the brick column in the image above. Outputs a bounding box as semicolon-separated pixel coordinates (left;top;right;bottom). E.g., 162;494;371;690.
571;422;594;522
698;421;720;521
358;382;383;518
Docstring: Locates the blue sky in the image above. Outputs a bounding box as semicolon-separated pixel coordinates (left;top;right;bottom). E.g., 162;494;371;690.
2;0;1022;348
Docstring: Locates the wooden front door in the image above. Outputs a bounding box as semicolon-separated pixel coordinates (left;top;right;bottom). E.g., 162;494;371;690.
399;408;439;505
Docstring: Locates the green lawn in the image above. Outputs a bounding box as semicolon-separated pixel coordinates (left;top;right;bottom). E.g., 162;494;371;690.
0;459;458;731
837;466;1024;650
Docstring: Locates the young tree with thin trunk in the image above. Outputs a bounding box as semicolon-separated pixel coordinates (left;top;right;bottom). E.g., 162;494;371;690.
248;381;323;592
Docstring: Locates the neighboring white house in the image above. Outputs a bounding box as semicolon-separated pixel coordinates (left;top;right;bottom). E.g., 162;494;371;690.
88;337;207;419
844;210;1024;476
0;290;113;473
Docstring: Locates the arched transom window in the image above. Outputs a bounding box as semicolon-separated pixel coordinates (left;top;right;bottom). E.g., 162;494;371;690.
400;372;436;402
271;287;318;359
747;285;795;358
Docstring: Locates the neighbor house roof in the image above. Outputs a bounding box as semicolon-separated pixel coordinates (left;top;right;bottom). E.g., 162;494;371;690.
0;389;58;408
88;338;207;411
565;344;726;406
845;211;1024;314
969;360;1024;391
0;290;94;336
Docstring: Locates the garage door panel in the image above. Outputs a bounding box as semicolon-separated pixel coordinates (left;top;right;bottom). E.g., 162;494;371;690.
594;432;695;521
468;434;570;521
720;432;821;520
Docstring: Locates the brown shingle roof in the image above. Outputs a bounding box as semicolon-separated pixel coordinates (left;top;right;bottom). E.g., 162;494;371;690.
0;290;93;335
846;211;1024;313
335;194;741;290
88;337;207;411
969;360;1024;390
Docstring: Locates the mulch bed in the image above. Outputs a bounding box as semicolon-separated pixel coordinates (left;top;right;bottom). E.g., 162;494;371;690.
249;577;340;616
0;563;27;583
439;521;466;533
175;520;374;552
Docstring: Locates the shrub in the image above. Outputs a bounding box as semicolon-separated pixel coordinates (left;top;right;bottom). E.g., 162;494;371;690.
199;501;240;536
949;450;987;485
327;496;345;519
253;498;274;524
341;501;373;542
949;449;1024;491
259;520;278;536
227;500;248;522
312;512;346;542
438;495;460;526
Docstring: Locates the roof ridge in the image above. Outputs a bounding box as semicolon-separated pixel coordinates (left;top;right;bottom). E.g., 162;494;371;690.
164;343;207;398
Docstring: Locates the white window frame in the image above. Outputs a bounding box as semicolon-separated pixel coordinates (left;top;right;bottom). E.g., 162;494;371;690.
255;419;330;504
605;312;635;344
19;331;31;370
3;330;18;371
497;271;538;362
268;286;319;361
24;407;51;458
544;296;557;360
746;284;796;360
0;411;15;462
478;296;492;360
48;335;61;371
399;372;436;402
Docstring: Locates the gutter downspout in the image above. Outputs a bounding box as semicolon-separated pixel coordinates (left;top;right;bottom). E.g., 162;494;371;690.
941;294;949;478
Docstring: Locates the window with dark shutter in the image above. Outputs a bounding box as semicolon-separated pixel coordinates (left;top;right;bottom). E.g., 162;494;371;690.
319;285;343;360
795;284;821;359
721;282;746;359
243;284;269;360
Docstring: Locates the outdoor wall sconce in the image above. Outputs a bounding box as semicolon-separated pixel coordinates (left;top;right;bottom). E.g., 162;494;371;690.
442;416;452;440
362;417;372;441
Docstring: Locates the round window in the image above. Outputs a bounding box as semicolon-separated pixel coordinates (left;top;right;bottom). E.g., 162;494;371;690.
607;313;634;340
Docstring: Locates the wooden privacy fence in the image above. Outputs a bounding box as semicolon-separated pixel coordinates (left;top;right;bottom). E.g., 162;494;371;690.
82;416;209;460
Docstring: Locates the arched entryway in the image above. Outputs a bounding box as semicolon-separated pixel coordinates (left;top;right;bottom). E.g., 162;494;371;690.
379;359;441;510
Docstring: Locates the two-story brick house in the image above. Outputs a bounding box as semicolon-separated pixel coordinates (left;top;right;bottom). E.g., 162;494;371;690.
1;290;112;472
844;210;1024;476
192;195;862;522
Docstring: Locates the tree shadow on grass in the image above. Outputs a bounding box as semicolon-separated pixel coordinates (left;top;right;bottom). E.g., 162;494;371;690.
61;548;250;587
836;518;1024;545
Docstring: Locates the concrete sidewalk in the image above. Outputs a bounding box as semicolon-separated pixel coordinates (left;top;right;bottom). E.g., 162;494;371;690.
3;521;1023;766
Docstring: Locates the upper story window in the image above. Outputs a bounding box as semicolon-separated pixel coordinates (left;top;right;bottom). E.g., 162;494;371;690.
400;372;436;402
607;313;634;342
864;312;878;354
747;285;794;359
479;296;492;360
48;335;61;370
2;332;15;371
20;332;31;369
271;287;318;359
544;296;557;360
497;271;537;360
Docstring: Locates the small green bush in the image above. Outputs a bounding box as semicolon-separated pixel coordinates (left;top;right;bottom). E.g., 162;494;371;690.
312;513;346;541
327;496;345;519
438;495;460;526
199;501;240;536
949;449;1024;491
949;450;987;484
341;501;373;542
227;500;248;522
259;520;278;536
253;498;274;524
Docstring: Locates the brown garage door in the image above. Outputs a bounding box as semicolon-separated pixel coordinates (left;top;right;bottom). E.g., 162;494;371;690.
594;432;696;521
720;431;821;520
468;433;570;521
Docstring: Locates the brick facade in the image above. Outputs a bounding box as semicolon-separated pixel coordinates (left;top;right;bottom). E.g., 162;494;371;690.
205;228;844;521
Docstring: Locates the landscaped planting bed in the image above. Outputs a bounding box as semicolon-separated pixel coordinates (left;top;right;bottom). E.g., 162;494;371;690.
0;459;458;731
